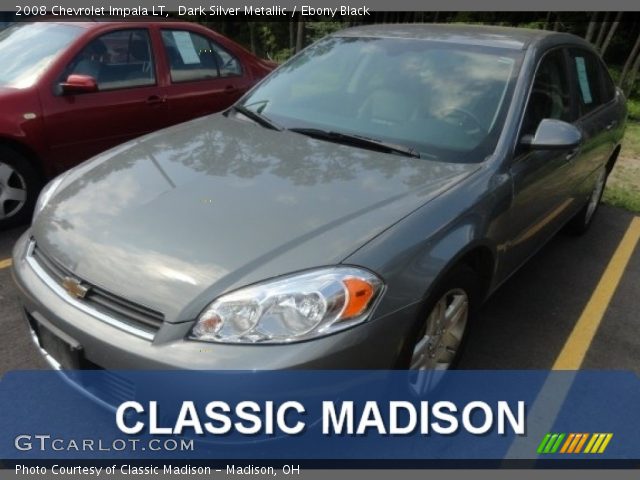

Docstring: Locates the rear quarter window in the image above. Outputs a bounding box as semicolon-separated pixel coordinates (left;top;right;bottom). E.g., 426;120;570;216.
568;48;610;116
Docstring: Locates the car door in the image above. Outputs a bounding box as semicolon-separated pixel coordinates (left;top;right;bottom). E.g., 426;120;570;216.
502;47;580;273
158;28;253;125
39;27;169;171
567;48;619;203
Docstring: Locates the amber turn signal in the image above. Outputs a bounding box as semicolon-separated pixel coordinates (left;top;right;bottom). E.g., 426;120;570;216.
341;277;376;319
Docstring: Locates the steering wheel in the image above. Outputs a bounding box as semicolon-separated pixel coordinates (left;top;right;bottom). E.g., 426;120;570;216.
439;107;486;133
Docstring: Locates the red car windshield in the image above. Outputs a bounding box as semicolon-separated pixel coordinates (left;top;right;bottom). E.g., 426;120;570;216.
0;23;83;88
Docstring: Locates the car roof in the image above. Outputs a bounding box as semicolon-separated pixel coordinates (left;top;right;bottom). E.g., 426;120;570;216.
28;19;192;29
334;23;589;51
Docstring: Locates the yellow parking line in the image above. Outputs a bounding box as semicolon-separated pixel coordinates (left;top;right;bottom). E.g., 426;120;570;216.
0;258;12;270
553;216;640;370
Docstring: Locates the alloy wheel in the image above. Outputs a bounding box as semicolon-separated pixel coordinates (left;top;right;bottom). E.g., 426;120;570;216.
410;288;469;371
0;161;27;220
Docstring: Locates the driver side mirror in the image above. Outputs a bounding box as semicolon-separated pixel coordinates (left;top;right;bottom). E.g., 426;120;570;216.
60;74;98;94
521;118;582;150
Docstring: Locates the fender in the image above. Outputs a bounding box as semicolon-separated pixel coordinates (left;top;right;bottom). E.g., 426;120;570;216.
344;166;504;319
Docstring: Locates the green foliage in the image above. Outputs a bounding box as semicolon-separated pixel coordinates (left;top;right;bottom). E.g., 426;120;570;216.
305;21;349;43
627;100;640;122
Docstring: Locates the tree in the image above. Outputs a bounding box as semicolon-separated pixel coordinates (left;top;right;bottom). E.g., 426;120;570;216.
593;12;610;50
620;31;640;90
585;12;598;42
600;12;622;57
248;22;256;54
296;18;305;53
624;47;640;96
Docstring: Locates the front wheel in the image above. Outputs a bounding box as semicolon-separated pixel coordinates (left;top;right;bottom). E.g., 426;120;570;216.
407;265;479;372
404;265;479;394
0;147;40;229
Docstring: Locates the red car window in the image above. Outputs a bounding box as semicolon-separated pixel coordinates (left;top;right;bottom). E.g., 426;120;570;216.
65;29;156;91
160;29;242;83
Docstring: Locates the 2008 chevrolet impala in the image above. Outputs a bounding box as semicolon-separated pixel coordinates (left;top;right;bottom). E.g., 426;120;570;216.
12;24;626;371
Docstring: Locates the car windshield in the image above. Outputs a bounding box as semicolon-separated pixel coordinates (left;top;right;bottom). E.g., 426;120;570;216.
0;23;83;88
239;36;523;163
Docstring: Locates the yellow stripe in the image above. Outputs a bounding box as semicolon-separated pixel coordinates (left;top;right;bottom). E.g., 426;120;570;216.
560;433;575;453
553;217;640;369
584;433;598;453
0;258;12;269
574;433;589;453
590;433;606;453
597;433;613;453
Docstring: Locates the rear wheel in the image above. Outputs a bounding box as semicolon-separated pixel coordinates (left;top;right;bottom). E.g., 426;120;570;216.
0;147;40;229
566;166;607;235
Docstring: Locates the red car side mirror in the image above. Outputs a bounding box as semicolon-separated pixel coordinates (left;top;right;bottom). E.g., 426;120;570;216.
60;74;98;94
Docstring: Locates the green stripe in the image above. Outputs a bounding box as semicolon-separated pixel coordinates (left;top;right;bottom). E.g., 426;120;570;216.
544;434;559;453
550;433;566;453
537;433;552;454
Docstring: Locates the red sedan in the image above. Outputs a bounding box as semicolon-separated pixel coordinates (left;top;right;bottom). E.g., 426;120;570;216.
0;21;275;227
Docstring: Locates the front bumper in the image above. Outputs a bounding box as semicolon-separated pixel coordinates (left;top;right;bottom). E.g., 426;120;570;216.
12;231;418;370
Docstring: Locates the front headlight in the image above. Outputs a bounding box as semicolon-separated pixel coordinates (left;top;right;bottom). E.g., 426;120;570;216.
33;174;67;221
190;267;383;344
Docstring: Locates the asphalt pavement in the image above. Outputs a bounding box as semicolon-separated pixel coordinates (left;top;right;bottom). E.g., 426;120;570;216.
0;204;638;374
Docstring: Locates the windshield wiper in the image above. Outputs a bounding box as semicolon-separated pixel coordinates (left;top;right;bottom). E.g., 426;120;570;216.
288;128;420;158
229;105;282;131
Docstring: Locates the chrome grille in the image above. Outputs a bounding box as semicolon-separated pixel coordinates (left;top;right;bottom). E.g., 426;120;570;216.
30;242;164;338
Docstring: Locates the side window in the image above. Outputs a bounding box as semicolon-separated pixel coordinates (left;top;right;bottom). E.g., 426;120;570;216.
521;49;572;138
161;30;241;83
65;29;155;91
210;42;241;77
569;49;607;115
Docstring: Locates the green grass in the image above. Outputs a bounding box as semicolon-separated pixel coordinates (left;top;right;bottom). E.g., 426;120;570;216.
621;121;640;157
603;185;640;213
602;121;640;213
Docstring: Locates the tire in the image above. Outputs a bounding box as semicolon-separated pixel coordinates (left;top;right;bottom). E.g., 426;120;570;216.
0;146;41;229
402;264;480;373
566;165;608;236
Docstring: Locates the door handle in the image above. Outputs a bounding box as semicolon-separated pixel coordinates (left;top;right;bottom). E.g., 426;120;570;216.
224;85;238;94
605;120;618;131
146;95;167;105
566;148;580;161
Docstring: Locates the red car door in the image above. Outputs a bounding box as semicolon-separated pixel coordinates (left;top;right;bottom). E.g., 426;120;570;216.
39;27;169;171
157;27;254;125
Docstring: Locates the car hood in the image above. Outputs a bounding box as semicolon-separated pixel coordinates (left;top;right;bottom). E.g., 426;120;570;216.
33;114;479;321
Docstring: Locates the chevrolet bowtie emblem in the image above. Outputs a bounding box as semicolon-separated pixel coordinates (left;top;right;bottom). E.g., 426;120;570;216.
62;277;89;299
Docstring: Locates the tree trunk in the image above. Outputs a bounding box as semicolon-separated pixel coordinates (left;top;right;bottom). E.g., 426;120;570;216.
620;31;640;87
544;11;552;30
624;46;640;96
289;19;294;51
295;19;305;53
585;12;598;42
553;13;561;32
600;12;622;56
594;12;610;50
248;22;256;54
